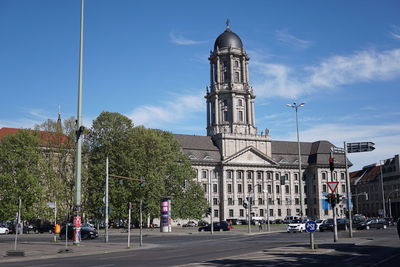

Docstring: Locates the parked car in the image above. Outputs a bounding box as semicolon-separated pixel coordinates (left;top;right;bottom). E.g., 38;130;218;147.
319;218;348;232
182;221;197;227
0;225;9;235
197;220;209;227
287;219;307;233
198;221;230;232
59;224;98;240
356;218;389;230
36;223;55;233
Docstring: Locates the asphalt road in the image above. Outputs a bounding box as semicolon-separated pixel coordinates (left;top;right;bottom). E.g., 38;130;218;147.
1;226;400;266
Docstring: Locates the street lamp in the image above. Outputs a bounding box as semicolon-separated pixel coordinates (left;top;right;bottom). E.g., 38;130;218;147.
287;102;305;218
353;192;368;214
379;160;387;217
387;189;399;218
263;189;270;232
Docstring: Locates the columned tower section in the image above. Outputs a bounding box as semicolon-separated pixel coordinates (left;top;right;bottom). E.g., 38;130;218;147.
206;26;257;136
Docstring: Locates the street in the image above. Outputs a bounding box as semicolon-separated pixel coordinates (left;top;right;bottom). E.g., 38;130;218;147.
1;226;400;266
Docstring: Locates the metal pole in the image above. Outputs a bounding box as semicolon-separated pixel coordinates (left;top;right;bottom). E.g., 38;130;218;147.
379;161;386;217
209;174;213;235
54;201;57;243
330;152;338;243
127;202;131;248
248;195;251;234
73;0;84;246
140;200;143;246
344;141;353;238
389;198;392;218
105;156;109;243
288;103;305;218
264;190;270;232
310;232;314;250
14;197;21;250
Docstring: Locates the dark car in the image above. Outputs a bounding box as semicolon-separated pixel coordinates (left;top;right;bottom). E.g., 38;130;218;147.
319;218;348;232
356;218;389;230
59;224;98;240
197;220;209;227
198;221;230;232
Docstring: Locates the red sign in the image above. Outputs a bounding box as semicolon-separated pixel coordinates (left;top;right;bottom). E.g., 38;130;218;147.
73;216;81;229
327;182;339;193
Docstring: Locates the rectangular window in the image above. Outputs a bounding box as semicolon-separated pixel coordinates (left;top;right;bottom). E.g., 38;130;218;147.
238;198;243;205
287;209;291;216
268;198;273;205
235;61;239;67
228;184;232;193
269;209;274;216
214;209;219;218
267;172;272;180
342;184;346;193
258;198;263;205
239;209;244;217
247;171;253;179
267;184;272;193
295;198;299;205
257;172;263;179
285;174;289;180
237;171;243;179
257;184;262;193
203;184;207;193
285;185;290;194
229;209;234;217
238;111;243;121
213;198;218;205
275;173;280;180
294;173;298;180
278;209;282;216
224;110;228;121
238;99;243;106
341;172;345;180
202;170;207;179
227;170;232;179
277;198;281;205
295;185;299;194
238;184;242;193
260;209;264;217
234;72;240;83
228;198;233;205
276;185;280;194
213;184;218;193
323;184;327;192
248;184;252;193
322;172;326;180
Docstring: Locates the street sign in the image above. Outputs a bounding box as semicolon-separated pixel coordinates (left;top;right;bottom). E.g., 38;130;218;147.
327;182;339;193
347;142;375;153
305;221;317;233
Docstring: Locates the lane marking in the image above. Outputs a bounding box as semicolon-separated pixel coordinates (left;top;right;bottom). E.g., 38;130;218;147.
26;264;55;267
99;254;135;260
90;265;115;267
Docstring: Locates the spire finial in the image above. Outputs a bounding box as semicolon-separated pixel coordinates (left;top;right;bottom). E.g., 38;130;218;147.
226;18;231;31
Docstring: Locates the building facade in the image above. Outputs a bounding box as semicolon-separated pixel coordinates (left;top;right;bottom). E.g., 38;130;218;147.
173;25;350;222
350;155;400;219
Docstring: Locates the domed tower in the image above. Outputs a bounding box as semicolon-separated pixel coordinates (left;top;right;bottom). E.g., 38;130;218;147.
206;23;257;136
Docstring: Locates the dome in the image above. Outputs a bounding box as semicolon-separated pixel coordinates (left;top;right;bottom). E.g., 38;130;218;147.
214;29;243;50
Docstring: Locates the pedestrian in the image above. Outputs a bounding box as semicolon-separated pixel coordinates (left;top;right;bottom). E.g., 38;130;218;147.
397;218;400;240
258;221;262;231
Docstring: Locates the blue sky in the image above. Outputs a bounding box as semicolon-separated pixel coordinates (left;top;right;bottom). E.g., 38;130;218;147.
1;0;399;170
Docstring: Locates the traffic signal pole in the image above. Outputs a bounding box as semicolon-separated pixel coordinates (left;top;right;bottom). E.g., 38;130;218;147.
330;152;338;243
344;142;353;238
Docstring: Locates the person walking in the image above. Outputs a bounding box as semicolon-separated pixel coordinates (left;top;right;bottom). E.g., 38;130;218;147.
258;221;262;231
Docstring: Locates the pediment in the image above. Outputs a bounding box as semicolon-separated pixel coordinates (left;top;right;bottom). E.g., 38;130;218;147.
223;146;278;166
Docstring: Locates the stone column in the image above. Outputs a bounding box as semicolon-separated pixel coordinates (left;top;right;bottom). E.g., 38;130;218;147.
206;101;210;128
216;57;220;86
214;95;219;132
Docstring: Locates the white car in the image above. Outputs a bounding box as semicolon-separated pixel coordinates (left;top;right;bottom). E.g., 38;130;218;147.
287;220;306;233
0;225;9;235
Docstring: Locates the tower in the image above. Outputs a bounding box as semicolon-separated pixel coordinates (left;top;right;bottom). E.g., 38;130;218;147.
206;23;257;137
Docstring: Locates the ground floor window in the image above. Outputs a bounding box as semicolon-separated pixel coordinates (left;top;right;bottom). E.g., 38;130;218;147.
214;209;219;218
229;209;234;217
260;209;264;216
239;209;244;217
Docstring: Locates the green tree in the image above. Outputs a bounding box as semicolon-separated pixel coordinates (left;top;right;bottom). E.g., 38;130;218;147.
0;130;45;220
85;112;208;225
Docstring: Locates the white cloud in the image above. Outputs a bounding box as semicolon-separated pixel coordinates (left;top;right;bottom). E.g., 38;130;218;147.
169;32;207;45
389;25;400;40
276;29;312;49
251;48;400;99
276;122;400;170
127;93;204;128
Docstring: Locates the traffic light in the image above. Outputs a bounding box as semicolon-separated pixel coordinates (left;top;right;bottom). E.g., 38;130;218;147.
326;193;337;207
243;202;248;209
329;157;334;172
206;207;212;215
141;201;148;211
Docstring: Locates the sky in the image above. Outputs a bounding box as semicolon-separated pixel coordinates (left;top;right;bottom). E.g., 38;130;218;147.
1;0;399;171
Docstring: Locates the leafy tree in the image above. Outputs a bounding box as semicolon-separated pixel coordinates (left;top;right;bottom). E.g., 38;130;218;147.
0;130;44;221
85;112;208;225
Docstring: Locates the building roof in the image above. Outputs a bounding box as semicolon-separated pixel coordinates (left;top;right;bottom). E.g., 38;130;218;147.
173;134;221;164
350;165;381;185
214;29;243;50
0;127;69;146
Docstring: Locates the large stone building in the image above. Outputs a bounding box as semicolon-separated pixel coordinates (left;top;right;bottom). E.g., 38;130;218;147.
350;155;400;219
173;25;350;222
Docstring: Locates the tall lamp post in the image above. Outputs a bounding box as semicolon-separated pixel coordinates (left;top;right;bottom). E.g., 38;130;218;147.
263;189;270;232
287;102;305;218
73;0;85;245
379;160;387;218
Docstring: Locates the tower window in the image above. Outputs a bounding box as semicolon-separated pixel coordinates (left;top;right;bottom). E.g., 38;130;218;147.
238;99;243;106
224;110;228;121
235;61;239;67
238;111;243;121
234;72;240;83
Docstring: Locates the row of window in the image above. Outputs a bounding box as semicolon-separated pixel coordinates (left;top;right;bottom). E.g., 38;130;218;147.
227;208;300;218
225;170;300;181
203;183;300;194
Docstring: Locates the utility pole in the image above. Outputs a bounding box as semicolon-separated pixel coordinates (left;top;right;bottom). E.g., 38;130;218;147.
344;141;353;238
105;156;109;243
208;174;213;235
330;152;338;243
127;202;132;248
73;0;84;246
140;199;143;246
